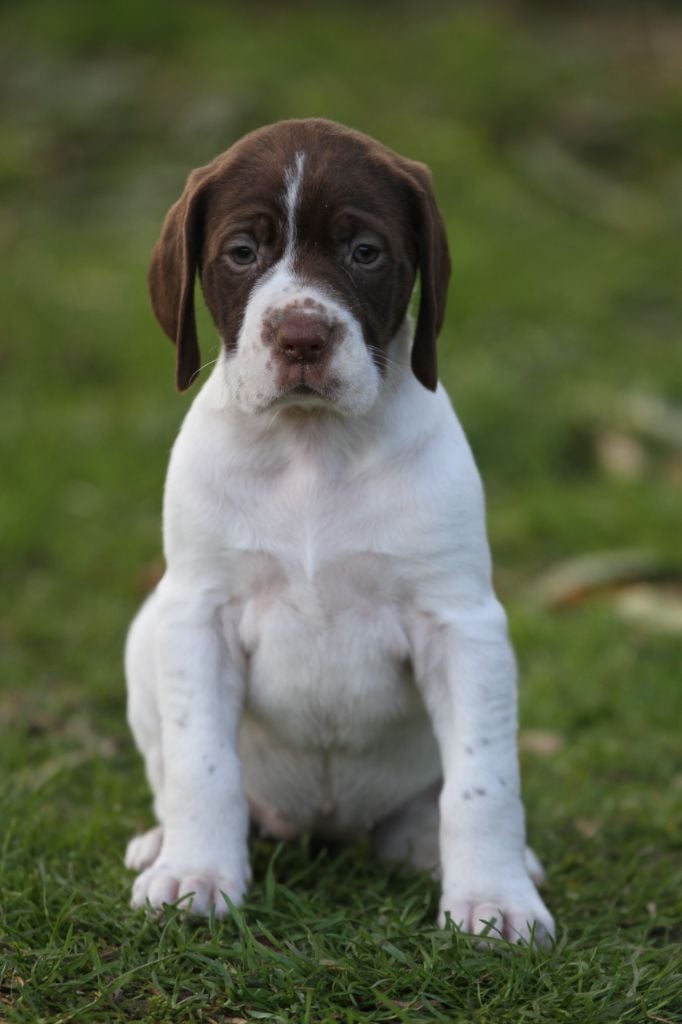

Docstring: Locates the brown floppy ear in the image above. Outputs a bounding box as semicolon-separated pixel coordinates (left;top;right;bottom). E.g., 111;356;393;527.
148;167;212;392
402;161;451;392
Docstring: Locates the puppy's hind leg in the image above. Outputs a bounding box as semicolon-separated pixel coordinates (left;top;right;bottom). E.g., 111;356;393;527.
372;782;547;888
124;592;165;871
125;824;163;872
372;782;441;877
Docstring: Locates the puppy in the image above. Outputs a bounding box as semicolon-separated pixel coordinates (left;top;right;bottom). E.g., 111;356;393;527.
124;118;554;944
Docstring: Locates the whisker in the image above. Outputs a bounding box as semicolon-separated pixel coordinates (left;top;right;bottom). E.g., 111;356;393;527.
188;349;221;386
367;345;411;395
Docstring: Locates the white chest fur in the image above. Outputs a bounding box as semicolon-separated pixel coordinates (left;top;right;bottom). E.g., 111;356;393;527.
235;550;417;749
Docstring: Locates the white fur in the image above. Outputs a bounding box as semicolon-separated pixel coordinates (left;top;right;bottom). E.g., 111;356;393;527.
223;266;380;417
282;151;305;265
125;171;554;943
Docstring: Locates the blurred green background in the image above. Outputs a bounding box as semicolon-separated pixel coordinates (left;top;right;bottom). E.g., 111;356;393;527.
2;0;680;702
1;2;681;1020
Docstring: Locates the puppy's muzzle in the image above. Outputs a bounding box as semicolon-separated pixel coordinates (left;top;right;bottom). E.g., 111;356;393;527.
274;314;332;365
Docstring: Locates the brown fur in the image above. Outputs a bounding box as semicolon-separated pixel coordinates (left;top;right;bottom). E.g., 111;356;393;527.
148;118;451;393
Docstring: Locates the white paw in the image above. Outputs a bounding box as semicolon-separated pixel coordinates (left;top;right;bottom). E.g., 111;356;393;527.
125;825;164;872
439;874;555;947
131;858;251;918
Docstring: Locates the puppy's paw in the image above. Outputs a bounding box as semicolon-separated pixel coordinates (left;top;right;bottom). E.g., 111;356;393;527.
131;858;251;918
439;874;555;947
125;826;163;872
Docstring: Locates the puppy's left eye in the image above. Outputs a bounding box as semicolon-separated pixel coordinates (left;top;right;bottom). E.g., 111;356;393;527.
352;243;381;265
228;244;258;266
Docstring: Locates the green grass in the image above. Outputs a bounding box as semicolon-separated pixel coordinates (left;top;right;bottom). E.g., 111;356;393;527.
2;2;682;1021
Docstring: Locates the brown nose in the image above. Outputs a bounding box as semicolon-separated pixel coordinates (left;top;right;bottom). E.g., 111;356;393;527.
274;314;332;363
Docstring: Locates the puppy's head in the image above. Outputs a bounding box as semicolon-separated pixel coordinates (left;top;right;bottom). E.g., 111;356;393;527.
149;118;450;415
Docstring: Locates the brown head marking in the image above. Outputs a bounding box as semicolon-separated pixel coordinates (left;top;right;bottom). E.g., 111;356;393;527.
148;118;451;393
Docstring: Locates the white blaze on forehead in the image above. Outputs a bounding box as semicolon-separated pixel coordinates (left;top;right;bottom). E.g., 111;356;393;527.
223;146;382;417
282;151;305;266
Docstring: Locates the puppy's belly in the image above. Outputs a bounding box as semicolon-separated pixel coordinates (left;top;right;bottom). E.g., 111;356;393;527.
240;714;440;839
235;580;440;837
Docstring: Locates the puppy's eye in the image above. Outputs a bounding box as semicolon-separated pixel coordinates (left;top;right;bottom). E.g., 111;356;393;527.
228;244;258;266
352;243;381;265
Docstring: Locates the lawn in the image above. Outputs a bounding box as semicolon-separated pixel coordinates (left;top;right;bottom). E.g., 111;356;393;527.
1;2;681;1022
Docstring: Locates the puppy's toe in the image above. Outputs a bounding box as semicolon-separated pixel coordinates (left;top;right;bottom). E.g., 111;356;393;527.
471;903;506;940
131;862;249;918
145;871;179;908
439;874;555;949
504;908;554;947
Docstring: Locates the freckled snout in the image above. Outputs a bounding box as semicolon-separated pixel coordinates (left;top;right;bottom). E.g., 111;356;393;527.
275;314;332;364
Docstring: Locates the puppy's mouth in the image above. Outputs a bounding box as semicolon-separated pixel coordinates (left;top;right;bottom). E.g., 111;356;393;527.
276;381;339;409
274;365;340;408
287;383;321;397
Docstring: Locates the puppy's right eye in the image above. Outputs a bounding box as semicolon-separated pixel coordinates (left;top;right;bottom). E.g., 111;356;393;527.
227;244;258;266
352;243;381;265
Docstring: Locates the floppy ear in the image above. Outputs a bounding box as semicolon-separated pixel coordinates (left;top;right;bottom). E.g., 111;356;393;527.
402;162;451;392
148;167;212;392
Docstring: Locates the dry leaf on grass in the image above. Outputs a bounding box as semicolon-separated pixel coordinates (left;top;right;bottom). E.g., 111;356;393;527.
620;393;682;449
574;818;602;839
519;730;565;756
529;549;678;609
594;430;648;479
612;583;682;635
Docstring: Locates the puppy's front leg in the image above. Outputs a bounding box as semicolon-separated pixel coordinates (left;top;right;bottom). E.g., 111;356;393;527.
131;579;250;917
414;599;554;945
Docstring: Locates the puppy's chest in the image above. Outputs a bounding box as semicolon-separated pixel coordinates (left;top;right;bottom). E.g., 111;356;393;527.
210;448;428;748
228;547;416;749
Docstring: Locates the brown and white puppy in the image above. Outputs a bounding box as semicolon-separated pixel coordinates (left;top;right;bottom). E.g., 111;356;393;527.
125;118;554;944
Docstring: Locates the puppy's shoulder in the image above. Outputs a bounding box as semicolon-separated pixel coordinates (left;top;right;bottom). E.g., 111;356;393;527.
392;378;484;502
